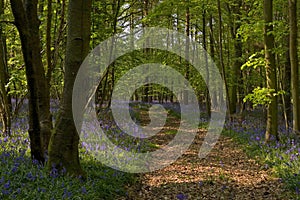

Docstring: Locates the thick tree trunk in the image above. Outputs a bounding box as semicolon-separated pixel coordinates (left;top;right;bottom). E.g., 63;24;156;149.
10;0;50;162
289;0;300;134
27;1;52;156
227;1;242;114
264;0;278;141
48;0;92;176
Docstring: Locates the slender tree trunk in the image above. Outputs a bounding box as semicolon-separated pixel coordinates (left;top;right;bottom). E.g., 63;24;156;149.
264;0;278;141
142;0;150;103
209;15;215;62
282;30;291;129
184;1;190;105
0;0;11;135
107;0;121;108
217;0;229;111
202;9;211;118
48;0;92;176
289;0;300;134
279;67;288;130
209;15;217;109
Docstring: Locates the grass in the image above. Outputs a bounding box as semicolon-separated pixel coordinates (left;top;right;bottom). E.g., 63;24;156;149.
0;111;136;199
0;131;136;200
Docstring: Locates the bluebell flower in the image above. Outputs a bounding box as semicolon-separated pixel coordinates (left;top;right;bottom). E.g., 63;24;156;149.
198;181;203;187
50;166;59;178
63;188;72;198
176;193;188;200
81;187;87;194
32;159;39;165
4;181;10;189
38;187;46;193
220;161;224;168
3;152;10;157
11;166;18;173
222;185;227;190
296;187;300;195
2;189;10;195
26;172;36;181
290;154;297;162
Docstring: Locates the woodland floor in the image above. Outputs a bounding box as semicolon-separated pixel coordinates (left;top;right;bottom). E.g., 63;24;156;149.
120;108;291;200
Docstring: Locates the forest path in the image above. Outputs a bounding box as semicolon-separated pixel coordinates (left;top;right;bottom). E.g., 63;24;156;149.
122;107;289;200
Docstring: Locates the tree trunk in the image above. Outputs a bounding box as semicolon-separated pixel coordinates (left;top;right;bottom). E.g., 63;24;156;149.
184;1;190;105
43;0;54;150
289;0;300;134
142;0;150;103
209;15;217;109
35;1;52;155
227;1;242;114
217;0;229;111
10;0;50;162
48;0;92;176
202;9;211;118
264;0;278;141
107;0;121;108
0;0;11;135
282;33;291;129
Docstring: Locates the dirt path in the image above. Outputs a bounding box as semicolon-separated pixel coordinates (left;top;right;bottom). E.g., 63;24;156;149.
119;107;290;200
132;133;289;199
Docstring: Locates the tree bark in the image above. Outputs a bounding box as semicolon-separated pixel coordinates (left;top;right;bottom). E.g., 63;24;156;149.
183;0;190;105
0;0;11;135
202;9;211;118
10;0;50;162
289;0;300;134
142;0;150;103
48;0;92;176
217;0;229;111
227;1;243;114
264;0;278;141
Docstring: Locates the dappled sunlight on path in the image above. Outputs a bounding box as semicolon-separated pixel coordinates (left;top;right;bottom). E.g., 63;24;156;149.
123;130;289;199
